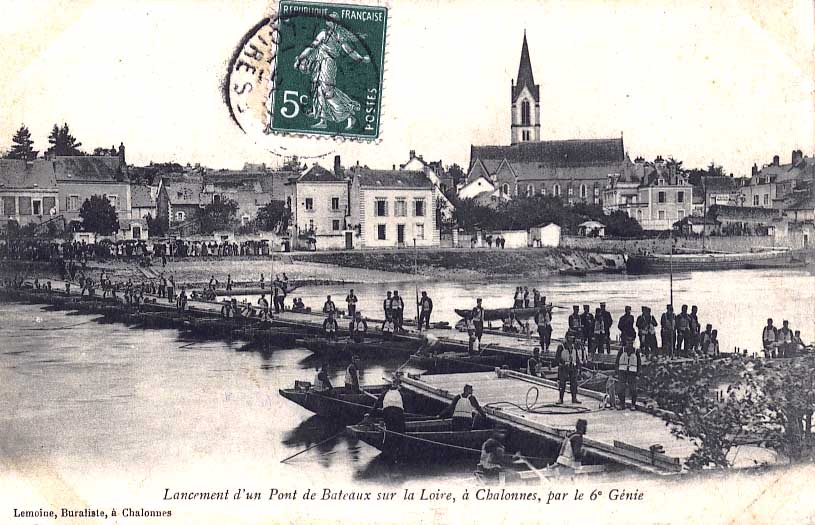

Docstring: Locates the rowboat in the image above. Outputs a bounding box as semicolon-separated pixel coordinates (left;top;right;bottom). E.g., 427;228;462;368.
347;418;495;459
279;382;437;424
454;306;545;321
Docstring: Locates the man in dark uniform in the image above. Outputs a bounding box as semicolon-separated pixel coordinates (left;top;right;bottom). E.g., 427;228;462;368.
472;298;485;342
418;291;433;330
615;340;641;410
391;291;405;333
618;305;636;346
661;304;676;357
527;348;542;377
636;306;658;357
556;330;581;404
383;291;392;321
580;305;594;351
568;306;583;339
344;355;361;393
345;289;358;319
599;303;613;354
438;384;488;431
675;304;692;356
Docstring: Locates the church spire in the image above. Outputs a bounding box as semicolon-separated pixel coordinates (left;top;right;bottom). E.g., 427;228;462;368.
513;32;539;102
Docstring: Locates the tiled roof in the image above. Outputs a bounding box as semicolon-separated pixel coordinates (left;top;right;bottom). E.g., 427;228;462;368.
165;181;202;205
298;164;343;183
785;192;815;211
696;176;737;192
471;138;625;168
0;159;58;190
712;205;780;221
53;155;127;183
353;168;432;188
131;185;155;208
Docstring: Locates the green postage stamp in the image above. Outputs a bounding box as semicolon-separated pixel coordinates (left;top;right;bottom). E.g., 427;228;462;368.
268;1;388;139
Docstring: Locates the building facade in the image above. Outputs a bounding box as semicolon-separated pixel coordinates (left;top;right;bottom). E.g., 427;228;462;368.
349;168;438;248
0;159;59;228
289;164;350;250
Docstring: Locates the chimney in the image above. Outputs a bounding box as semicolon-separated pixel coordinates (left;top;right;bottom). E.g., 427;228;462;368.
392;164;396;171
409;150;416;159
333;155;341;177
772;155;779;166
751;164;758;177
118;142;126;164
792;150;803;165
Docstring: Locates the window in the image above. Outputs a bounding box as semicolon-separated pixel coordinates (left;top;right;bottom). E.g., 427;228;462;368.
521;100;530;126
540;185;547;196
32;199;42;216
526;184;533;197
580;184;587;199
501;184;509;195
553;184;561;197
2;196;16;216
331;197;340;211
305;197;313;211
176;211;185;221
522;130;530;141
375;199;388;217
414;198;425;217
241;214;250;226
308;219;315;232
415;224;424;240
377;224;386;240
395;198;407;217
42;197;55;215
763;194;769;206
68;195;79;211
18;197;31;215
658;210;666;220
107;195;117;208
677;191;684;203
332;219;341;231
658;191;666;203
753;195;759;206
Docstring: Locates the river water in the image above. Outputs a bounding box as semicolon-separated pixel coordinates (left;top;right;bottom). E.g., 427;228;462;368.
1;268;813;520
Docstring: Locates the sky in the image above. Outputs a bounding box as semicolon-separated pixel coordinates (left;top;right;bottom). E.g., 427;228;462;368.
0;0;813;176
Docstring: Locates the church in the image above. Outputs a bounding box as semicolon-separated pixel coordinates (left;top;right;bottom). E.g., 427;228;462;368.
462;33;633;206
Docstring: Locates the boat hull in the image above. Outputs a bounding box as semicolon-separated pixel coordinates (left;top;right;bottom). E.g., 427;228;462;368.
454;307;544;321
347;419;494;459
279;385;389;423
625;250;805;274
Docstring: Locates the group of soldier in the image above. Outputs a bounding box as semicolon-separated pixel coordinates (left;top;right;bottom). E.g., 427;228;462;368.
761;318;807;358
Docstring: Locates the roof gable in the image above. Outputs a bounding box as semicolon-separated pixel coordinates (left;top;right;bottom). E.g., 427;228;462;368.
298;164;343;183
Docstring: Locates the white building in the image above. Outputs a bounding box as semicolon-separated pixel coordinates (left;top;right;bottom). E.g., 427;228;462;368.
289;164;351;250
349;167;438;248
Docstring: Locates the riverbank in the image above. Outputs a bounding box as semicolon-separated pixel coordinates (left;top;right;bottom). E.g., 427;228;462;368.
292;247;624;280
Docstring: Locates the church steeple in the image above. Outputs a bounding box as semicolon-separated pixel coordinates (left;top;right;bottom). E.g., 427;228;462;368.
514;32;539;101
511;32;541;145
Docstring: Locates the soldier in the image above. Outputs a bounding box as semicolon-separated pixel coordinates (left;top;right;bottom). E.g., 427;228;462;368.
555;330;581;404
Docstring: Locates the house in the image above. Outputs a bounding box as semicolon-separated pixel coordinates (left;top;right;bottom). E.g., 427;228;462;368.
673;215;721;236
604;157;693;230
156;179;203;231
693;176;740;216
54;146;130;223
131;185;156;220
528;223;561;247
578;220;605;237
349;167;438;248
741;151;814;209
289;163;350;250
711;205;781;236
400;150;455;223
458;174;497;200
0;159;60;228
201;168;297;226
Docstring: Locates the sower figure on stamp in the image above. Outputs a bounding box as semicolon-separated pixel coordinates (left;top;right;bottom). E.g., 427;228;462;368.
294;12;370;130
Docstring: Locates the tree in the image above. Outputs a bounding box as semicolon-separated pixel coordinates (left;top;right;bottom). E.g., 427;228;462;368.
256;200;291;232
145;213;166;237
5;125;38;160
79;195;119;235
446;163;466;188
604;210;643;237
199;198;238;234
46;123;83;156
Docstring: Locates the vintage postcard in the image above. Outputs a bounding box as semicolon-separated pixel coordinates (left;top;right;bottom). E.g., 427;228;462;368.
1;0;814;524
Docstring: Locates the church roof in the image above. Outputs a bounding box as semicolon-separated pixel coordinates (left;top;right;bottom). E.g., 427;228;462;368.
471;138;625;168
512;33;539;101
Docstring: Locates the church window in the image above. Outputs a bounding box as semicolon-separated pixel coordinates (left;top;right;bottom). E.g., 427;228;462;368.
501;184;509;195
521;100;531;126
553;184;561;197
526;184;533;197
580;184;587;199
522;130;530;141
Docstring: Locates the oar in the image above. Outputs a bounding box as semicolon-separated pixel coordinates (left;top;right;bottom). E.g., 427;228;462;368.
279;430;346;464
